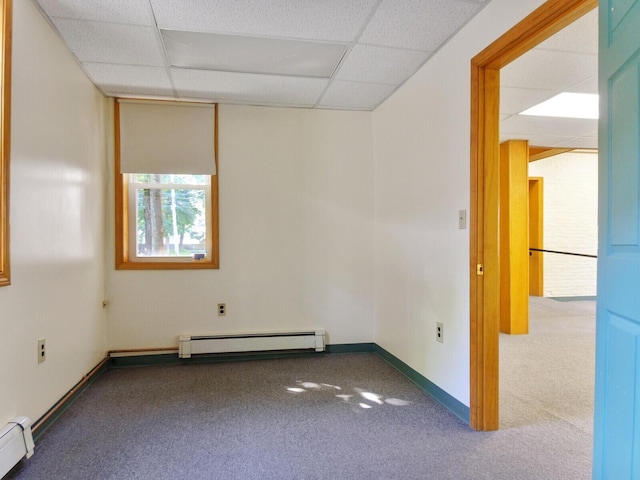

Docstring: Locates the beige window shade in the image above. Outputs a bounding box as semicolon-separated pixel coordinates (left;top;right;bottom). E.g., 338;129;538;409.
118;100;216;175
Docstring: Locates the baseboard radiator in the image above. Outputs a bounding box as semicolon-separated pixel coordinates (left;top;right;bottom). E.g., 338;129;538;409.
0;417;34;477
179;330;325;358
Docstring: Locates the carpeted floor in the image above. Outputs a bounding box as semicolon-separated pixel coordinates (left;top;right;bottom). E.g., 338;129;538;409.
7;298;594;479
500;296;595;436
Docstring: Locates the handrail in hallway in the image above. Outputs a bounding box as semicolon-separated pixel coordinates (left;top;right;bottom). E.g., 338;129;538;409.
529;247;597;259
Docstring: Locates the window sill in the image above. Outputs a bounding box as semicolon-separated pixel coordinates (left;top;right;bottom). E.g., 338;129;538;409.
115;259;219;270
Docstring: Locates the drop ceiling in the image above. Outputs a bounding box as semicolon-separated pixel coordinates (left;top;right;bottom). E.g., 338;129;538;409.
500;8;598;149
34;0;490;110
34;1;598;148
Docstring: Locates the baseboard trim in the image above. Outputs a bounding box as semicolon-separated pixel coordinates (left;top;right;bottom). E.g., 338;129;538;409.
549;295;597;302
35;342;469;439
373;344;470;424
325;343;375;353
32;357;110;441
109;350;325;368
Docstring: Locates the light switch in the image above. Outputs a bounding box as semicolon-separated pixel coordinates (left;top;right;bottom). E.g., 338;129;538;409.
458;209;467;229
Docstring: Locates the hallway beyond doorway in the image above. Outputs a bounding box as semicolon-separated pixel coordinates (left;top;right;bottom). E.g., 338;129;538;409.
500;296;595;435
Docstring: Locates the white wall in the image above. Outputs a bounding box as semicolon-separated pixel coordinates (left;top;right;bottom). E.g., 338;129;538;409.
372;0;546;406
106;105;374;348
528;151;598;297
0;0;108;426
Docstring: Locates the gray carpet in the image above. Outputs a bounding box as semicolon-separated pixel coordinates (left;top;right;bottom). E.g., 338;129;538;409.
8;347;592;479
500;296;595;435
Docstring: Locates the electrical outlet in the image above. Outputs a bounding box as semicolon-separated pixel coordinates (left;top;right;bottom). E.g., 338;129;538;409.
436;322;444;343
38;338;46;363
218;303;226;316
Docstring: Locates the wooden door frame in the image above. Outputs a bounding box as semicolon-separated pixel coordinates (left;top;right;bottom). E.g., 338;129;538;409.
469;0;597;431
528;177;544;296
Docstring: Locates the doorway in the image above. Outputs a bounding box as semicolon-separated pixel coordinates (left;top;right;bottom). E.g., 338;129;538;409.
469;0;598;431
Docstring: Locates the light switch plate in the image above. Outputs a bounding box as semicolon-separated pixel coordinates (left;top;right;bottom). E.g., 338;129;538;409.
458;209;467;229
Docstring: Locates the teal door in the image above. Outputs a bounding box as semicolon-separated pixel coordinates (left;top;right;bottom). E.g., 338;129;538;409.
594;1;640;477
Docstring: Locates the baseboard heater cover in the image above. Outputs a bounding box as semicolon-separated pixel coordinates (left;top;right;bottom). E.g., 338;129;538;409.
178;330;325;358
0;417;35;477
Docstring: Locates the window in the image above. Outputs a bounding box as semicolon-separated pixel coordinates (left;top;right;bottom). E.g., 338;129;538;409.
0;0;12;287
115;100;219;269
127;174;210;261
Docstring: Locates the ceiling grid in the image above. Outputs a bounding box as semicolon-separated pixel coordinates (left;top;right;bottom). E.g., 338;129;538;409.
33;0;597;146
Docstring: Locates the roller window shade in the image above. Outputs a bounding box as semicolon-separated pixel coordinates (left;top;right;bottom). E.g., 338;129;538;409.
118;100;216;175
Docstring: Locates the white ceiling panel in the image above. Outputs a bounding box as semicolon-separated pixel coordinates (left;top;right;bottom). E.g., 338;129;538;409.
83;63;174;96
537;9;598;55
37;0;154;25
500;87;557;115
501;115;597;139
318;80;396;110
359;0;486;50
549;135;598;149
50;19;166;66
500;132;597;149
568;75;598;94
501;49;597;91
171;69;329;107
336;45;430;85
150;0;378;42
500;133;575;146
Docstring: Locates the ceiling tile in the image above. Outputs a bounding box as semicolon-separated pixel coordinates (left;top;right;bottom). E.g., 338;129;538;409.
83;63;174;97
548;136;598;149
359;0;483;50
501;115;597;139
318;80;396;110
568;75;598;94
36;0;154;25
500;133;577;147
500;87;557;115
501;49;597;91
336;44;430;85
150;0;378;41
538;9;598;55
50;19;166;66
171;69;329;107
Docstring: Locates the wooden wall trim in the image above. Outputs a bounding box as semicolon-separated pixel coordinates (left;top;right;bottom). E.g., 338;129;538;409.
529;147;574;162
473;0;598;70
0;0;12;287
469;0;597;431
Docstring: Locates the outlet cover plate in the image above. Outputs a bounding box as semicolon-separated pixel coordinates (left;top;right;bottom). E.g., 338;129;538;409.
38;338;46;363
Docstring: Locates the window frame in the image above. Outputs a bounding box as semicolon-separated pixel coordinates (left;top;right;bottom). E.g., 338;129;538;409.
0;0;12;287
115;100;219;270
